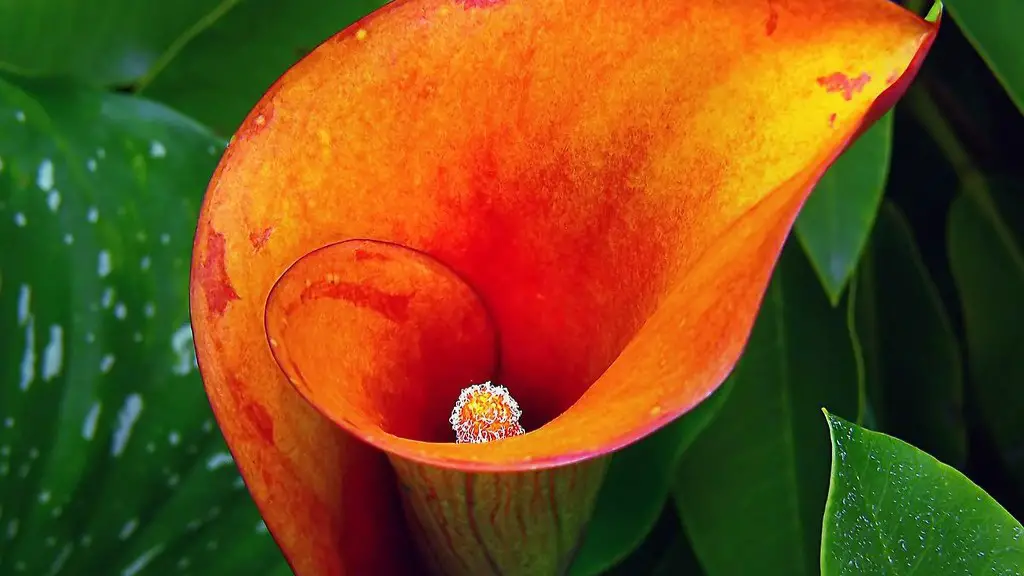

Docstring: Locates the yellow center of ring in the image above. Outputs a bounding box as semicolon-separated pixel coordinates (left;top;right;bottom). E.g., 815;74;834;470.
449;382;525;444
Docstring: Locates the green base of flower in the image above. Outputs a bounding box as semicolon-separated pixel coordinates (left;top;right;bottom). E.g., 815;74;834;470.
390;455;609;576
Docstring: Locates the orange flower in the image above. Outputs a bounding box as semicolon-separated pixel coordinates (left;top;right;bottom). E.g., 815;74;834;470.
189;1;938;574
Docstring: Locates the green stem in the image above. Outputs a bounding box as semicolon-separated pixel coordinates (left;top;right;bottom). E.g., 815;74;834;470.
906;84;1024;275
903;85;982;184
133;0;243;94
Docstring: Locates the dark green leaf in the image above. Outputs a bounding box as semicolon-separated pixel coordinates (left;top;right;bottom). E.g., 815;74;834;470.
672;241;860;576
821;411;1024;575
0;77;286;574
796;113;893;305
570;381;731;576
944;0;1024;113
651;535;705;576
853;201;966;467
140;0;388;136
0;1;236;86
948;181;1024;482
598;507;688;576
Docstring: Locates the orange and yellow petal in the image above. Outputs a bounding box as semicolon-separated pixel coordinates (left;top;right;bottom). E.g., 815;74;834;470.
190;0;938;573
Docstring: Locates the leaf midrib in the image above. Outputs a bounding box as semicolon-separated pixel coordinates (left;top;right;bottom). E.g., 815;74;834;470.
134;0;245;94
770;275;813;575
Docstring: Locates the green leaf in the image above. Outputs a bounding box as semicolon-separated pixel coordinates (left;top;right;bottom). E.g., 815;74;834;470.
796;112;893;305
0;1;237;86
651;536;705;576
852;201;966;467
948;181;1024;482
821;411;1024;575
570;381;732;576
140;0;388;136
605;513;705;576
0;77;287;574
672;241;860;576
944;0;1024;113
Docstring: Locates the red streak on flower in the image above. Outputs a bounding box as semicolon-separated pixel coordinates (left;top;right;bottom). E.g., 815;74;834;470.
766;0;780;36
296;280;411;323
464;475;502;573
515;474;528;540
243;401;275;445
195;229;239;317
817;72;872;101
226;376;276;446
459;0;507;9
354;247;391;262
249;227;273;252
417;466;464;568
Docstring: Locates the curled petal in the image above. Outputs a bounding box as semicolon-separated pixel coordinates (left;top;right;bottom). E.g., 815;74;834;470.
264;239;498;446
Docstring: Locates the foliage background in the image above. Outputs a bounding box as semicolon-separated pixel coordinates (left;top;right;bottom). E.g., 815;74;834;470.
0;1;1021;574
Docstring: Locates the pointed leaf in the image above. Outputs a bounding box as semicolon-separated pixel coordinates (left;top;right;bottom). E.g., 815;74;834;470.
141;0;388;135
589;507;686;576
796;112;893;304
821;411;1024;575
672;242;860;576
948;181;1024;481
570;382;731;576
0;76;286;574
853;201;965;467
944;0;1024;113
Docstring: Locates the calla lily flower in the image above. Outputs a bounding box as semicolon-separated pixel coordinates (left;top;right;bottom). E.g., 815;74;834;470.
189;0;938;573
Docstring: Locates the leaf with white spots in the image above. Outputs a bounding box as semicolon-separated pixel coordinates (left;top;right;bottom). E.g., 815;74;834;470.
821;412;1024;575
0;76;289;575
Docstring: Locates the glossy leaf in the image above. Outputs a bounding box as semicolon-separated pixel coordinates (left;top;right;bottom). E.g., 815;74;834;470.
141;0;388;135
796;112;893;304
570;381;732;576
948;181;1024;481
853;201;965;467
821;411;1024;575
0;76;286;574
672;242;860;576
944;0;1024;113
0;1;233;86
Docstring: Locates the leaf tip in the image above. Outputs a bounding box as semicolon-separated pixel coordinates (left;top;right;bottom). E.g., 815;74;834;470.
821;407;850;433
